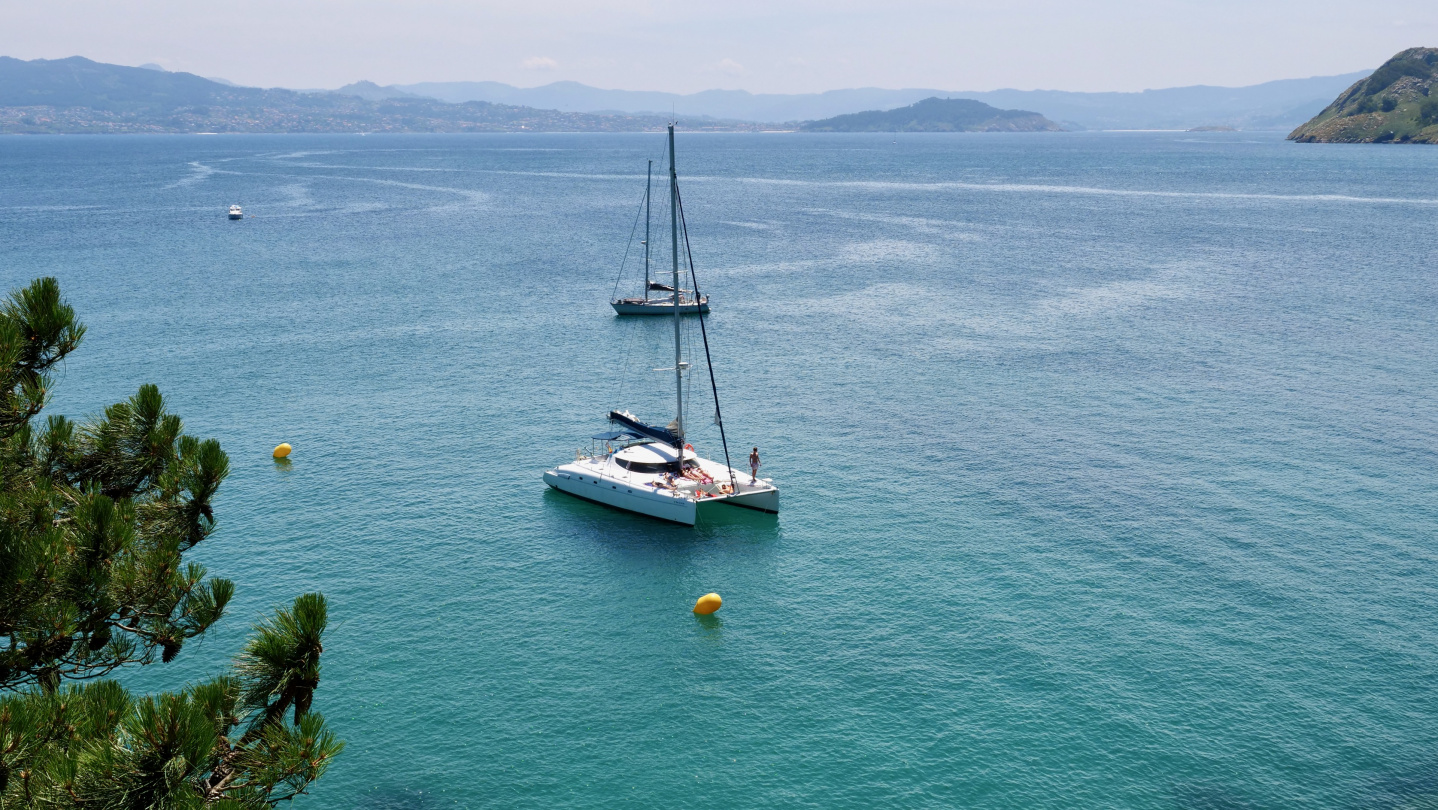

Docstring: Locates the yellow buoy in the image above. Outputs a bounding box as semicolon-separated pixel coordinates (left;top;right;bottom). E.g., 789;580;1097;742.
272;443;292;459
693;593;722;615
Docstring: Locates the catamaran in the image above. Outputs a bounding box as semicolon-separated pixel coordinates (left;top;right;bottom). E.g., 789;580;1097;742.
545;126;777;525
610;159;710;316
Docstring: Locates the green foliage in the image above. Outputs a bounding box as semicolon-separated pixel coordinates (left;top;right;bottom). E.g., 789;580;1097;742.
1;277;236;690
1361;55;1434;97
1;376;232;688
0;277;84;438
234;594;327;726
1380;96;1398;112
0;607;343;808
1421;99;1438;126
1;278;340;806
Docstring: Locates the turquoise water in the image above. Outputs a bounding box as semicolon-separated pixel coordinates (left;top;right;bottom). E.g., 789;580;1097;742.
3;131;1437;808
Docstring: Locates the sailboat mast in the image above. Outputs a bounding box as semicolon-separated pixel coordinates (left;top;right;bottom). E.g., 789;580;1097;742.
643;160;651;299
669;124;683;452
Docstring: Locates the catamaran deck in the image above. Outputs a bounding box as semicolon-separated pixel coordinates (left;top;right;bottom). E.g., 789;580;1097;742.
544;443;777;525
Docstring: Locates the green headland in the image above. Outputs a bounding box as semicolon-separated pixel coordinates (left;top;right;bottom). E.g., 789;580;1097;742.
1289;47;1438;144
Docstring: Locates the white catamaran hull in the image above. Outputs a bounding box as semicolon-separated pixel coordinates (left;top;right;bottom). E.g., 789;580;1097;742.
544;465;698;524
716;484;779;514
544;453;778;526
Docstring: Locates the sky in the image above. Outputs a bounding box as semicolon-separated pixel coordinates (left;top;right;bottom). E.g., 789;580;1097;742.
1;0;1434;94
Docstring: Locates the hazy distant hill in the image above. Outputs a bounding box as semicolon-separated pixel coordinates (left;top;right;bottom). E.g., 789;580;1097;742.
0;55;1383;135
970;74;1374;131
1289;48;1438;144
334;80;421;101
389;72;1372;130
0;56;755;133
0;55;264;110
801;97;1061;132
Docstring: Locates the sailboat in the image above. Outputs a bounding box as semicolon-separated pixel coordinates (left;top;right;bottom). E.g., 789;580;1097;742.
610;159;710;316
545;126;777;525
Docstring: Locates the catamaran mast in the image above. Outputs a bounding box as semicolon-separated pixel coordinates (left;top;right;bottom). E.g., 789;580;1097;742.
669;124;683;453
673;182;739;492
643;160;651;300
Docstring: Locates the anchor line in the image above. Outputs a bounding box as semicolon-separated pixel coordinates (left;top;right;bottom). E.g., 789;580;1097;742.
674;183;737;492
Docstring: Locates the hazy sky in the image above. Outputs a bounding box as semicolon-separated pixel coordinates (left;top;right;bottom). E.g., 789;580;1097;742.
2;1;1434;94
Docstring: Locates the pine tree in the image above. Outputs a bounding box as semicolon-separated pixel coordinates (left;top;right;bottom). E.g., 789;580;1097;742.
0;278;341;807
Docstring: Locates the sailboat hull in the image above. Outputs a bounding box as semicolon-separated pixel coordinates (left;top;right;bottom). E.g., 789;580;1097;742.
543;452;778;526
544;466;700;525
611;299;710;316
707;485;779;514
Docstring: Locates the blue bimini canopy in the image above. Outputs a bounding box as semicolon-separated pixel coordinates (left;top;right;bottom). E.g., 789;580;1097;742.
608;410;680;446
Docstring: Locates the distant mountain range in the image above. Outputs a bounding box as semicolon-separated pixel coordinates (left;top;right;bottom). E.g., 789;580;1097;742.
0;57;755;134
0;55;1377;134
801;98;1061;132
1289;48;1438;144
383;73;1372;131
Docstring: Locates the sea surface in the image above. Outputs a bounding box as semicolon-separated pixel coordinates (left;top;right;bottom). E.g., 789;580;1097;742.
2;131;1437;809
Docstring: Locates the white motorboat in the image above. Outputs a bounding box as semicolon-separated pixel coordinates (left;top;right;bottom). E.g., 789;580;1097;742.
228;205;243;220
610;159;710;316
546;125;776;526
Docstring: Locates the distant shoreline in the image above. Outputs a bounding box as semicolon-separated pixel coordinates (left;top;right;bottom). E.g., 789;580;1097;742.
0;129;1304;137
2;56;1369;135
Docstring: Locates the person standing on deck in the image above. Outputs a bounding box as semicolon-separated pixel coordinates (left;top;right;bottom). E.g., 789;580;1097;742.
749;447;761;484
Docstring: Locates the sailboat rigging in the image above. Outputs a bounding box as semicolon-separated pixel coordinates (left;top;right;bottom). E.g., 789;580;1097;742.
545;125;777;525
611;158;710;316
